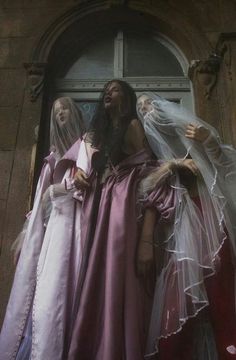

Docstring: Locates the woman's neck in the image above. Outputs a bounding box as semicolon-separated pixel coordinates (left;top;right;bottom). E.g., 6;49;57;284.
107;109;120;129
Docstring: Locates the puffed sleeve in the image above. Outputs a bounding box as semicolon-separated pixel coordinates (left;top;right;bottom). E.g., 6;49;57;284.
139;162;176;221
140;181;176;222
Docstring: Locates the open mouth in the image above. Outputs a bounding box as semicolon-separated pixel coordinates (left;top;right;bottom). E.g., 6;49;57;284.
59;116;66;123
104;96;112;104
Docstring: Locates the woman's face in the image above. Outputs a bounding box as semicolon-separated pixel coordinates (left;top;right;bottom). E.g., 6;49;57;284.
54;100;71;128
103;81;124;112
137;95;153;117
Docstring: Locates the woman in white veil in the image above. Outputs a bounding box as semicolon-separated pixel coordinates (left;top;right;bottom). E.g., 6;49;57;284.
11;97;85;261
137;93;236;359
0;97;85;360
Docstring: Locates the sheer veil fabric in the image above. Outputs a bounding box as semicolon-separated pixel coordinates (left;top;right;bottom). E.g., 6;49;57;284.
11;97;84;256
0;97;85;360
137;93;236;356
50;97;85;160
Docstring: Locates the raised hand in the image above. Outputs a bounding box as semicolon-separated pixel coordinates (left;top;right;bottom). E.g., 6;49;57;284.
185;123;210;143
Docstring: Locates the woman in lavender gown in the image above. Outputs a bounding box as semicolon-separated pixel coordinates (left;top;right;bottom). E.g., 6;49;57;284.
0;97;84;360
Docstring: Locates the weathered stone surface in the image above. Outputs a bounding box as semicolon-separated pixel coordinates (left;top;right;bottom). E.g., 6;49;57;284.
136;0;221;32
16;97;43;148
0;39;10;67
0;69;25;106
223;40;236;145
190;0;221;31
0;235;15;327
0;199;13;324
1;0;75;9
0;11;24;37
0;199;6;250
0;8;63;37
0;37;33;68
0;107;19;150
0;150;14;201
220;0;236;32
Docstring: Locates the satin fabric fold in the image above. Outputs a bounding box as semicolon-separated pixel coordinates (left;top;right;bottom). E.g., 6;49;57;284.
68;148;176;360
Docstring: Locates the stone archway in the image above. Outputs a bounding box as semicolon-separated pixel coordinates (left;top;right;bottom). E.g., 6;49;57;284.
25;1;229;152
25;1;211;173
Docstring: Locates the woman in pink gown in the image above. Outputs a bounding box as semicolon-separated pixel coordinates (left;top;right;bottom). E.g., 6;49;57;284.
67;80;198;360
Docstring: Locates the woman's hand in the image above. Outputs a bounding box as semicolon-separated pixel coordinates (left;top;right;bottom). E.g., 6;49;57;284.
158;159;199;177
74;169;90;189
176;158;199;176
185;123;210;143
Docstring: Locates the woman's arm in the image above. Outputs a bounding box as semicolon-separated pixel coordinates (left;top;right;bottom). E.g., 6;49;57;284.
136;208;156;278
185;123;222;162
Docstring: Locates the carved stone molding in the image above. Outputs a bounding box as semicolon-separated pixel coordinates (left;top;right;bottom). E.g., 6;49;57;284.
188;54;221;99
55;77;191;93
24;63;47;102
188;44;228;100
188;33;236;99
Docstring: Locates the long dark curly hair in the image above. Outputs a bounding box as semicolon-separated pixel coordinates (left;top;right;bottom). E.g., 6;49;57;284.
86;79;137;168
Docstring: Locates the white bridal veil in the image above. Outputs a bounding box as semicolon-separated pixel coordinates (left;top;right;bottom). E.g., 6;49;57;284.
50;97;85;160
11;97;84;256
137;93;236;356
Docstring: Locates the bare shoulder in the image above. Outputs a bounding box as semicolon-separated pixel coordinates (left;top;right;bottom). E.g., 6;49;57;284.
126;118;145;138
129;118;144;131
124;118;146;153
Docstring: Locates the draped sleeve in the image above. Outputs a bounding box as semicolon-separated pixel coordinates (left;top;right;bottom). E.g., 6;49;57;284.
140;180;176;222
139;163;176;222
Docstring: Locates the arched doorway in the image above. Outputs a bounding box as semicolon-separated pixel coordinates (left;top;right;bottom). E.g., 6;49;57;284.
54;30;193;129
31;5;196;194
